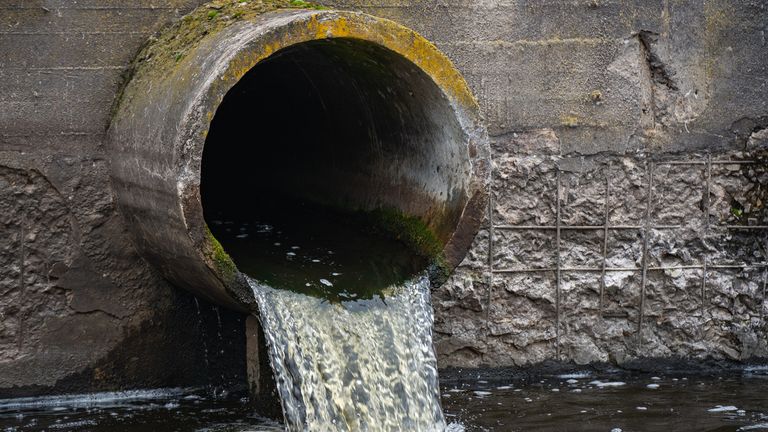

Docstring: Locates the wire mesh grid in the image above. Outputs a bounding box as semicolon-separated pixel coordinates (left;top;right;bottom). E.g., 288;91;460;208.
485;156;768;357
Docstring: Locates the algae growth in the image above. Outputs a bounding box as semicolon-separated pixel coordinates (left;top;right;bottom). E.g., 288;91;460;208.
205;225;238;283
120;0;324;91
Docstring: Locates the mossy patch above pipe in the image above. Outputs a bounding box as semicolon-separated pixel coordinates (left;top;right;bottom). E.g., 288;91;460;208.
120;0;323;92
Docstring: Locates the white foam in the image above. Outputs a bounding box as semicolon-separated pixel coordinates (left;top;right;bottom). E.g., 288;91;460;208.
738;423;768;431
708;405;739;412
646;384;660;389
48;420;99;429
557;372;592;379
743;365;768;372
589;380;626;388
0;388;187;410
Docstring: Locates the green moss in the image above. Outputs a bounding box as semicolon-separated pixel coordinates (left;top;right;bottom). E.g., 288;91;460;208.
363;207;443;261
290;0;327;9
206;226;238;281
562;114;579;128
122;0;325;90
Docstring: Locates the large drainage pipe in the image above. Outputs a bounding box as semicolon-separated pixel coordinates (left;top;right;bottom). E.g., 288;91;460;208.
108;4;490;311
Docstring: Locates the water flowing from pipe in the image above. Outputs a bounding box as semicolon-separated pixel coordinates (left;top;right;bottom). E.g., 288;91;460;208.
249;274;446;432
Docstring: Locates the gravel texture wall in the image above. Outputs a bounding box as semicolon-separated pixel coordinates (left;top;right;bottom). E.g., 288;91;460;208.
1;0;766;394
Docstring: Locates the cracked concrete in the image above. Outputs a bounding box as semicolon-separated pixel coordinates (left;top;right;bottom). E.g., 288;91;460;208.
433;129;767;368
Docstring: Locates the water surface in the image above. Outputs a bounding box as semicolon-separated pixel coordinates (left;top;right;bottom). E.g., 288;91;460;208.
206;196;428;302
2;369;766;431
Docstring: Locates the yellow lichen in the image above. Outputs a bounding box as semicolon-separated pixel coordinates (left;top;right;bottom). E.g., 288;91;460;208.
562;114;579;128
117;0;480;120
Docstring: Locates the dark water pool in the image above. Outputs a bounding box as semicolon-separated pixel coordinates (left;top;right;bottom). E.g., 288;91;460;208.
2;368;765;431
206;195;428;302
440;368;768;431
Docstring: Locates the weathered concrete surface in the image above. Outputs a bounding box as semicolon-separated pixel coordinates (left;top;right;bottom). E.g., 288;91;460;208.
434;130;767;367
0;153;248;396
1;0;767;395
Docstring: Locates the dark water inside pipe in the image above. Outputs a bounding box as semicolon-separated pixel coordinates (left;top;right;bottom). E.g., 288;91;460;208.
206;195;428;302
2;369;766;431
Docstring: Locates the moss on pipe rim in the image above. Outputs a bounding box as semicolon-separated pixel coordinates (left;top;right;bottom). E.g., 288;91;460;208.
133;1;321;77
205;226;239;285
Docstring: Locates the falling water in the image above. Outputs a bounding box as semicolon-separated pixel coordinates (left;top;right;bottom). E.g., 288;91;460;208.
249;274;446;432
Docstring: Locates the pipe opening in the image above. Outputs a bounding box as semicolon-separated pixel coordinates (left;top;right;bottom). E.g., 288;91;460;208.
201;38;471;299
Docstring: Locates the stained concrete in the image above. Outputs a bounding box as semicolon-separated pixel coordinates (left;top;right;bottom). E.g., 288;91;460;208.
434;130;767;367
1;0;767;396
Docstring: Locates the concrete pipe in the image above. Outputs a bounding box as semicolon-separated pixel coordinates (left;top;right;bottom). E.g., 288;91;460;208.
108;4;490;311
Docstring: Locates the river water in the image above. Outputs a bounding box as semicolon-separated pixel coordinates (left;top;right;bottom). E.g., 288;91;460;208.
1;368;766;431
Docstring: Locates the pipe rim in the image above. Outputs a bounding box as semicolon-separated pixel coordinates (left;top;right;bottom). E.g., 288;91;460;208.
112;9;490;309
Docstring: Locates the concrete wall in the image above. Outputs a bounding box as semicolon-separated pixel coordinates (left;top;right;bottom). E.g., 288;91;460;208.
1;0;766;394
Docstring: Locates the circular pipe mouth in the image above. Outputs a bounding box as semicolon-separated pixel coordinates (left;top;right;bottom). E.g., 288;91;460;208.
108;8;490;311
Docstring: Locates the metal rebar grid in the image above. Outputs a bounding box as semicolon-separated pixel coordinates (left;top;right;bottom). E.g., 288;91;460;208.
599;174;609;311
555;169;562;359
659;159;760;165
638;162;652;334
485;174;494;337
704;154;712;232
18;222;25;353
494;224;767;230
492;263;767;273
488;156;766;335
493;224;679;230
490;157;766;258
762;268;767;323
700;259;708;318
